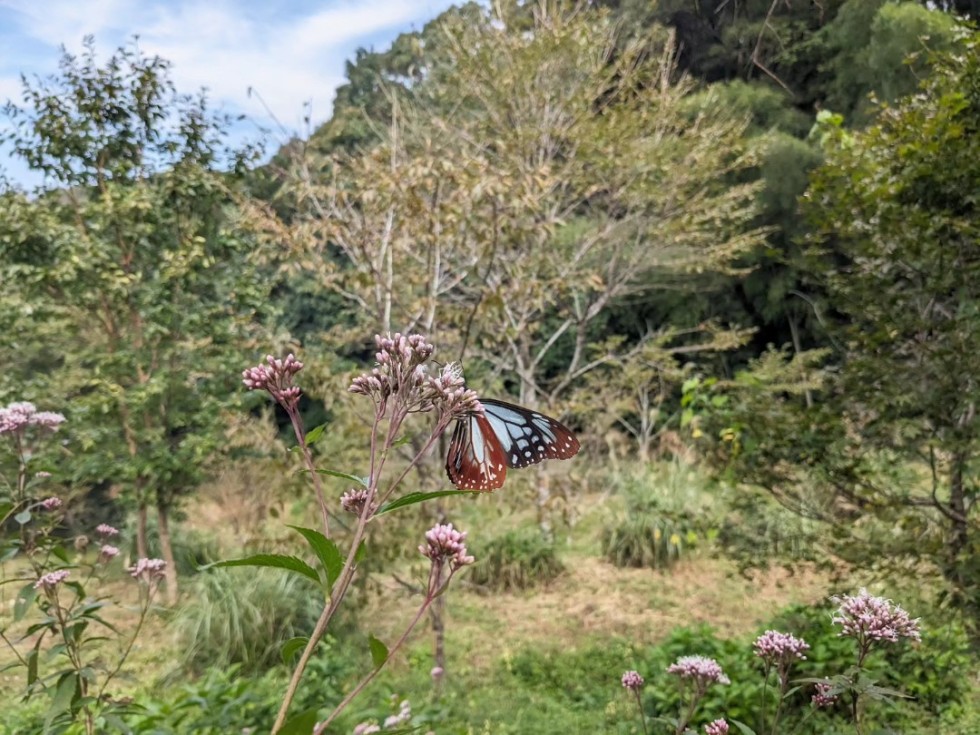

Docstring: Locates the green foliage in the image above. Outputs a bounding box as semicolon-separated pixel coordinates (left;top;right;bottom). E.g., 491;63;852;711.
509;641;634;711
825;0;959;119
768;602;975;720
602;463;718;570
715;488;826;573
467;527;565;591
142;522;220;577
0;39;275;601
116;666;283;734
171;567;321;674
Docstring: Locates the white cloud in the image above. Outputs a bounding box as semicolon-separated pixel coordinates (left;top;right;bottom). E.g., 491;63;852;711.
0;0;458;184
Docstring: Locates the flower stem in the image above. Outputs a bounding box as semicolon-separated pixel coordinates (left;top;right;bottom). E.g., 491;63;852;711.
632;688;649;735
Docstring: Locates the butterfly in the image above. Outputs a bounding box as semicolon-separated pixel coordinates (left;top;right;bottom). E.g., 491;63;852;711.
445;398;580;491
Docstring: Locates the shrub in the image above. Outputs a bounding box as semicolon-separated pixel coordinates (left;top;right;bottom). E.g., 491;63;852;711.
602;515;694;569
467;527;565;591
125;665;283;734
171;567;321;674
601;463;717;570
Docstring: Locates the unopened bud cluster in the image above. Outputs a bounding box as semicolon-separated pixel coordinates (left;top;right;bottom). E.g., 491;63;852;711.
753;630;810;666
621;670;644;691
666;655;731;686
419;523;474;572
350;333;432;409
350;334;479;420
424;362;482;419
811;679;839;708
340;488;371;514
704;719;729;735
243;354;304;410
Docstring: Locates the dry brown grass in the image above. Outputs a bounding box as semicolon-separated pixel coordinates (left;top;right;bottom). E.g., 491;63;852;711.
356;552;831;672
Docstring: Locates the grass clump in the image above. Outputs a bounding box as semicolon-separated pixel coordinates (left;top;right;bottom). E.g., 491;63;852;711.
467;527;565;591
601;462;717;570
171;567;321;674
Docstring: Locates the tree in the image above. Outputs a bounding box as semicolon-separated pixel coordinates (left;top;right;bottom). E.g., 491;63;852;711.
0;39;272;603
709;36;980;629
271;1;766;416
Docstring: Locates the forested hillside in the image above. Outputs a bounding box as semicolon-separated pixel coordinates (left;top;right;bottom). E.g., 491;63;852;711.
1;2;978;733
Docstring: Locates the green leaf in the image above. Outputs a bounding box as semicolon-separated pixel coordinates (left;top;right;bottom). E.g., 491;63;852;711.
288;526;343;588
46;673;79;726
315;468;368;486
376;490;477;516
279;709;320;735
15;510;31;525
14;583;36;622
208;555;319;584
368;635;389;668
391;434;414;448
680;408;694;427
864;684;912;700
729;719;757;735
27;647;38;688
281;637;309;665
355;540;367;564
304;423;326;446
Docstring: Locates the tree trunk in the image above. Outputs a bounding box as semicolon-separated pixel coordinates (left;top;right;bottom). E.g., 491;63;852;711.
156;501;179;606
136;502;148;560
944;450;977;637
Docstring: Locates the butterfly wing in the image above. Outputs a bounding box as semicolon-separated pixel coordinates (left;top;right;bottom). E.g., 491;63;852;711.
445;412;509;491
480;398;580;469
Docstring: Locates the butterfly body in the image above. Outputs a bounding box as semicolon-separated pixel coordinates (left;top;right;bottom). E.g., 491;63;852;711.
446;398;580;491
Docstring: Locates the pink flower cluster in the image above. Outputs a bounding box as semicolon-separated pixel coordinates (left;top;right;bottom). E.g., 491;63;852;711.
96;523;120;538
424;362;482;419
349;334;480;419
350;333;433;405
99;544;120;562
811;679;839;708
243;353;304;410
621;670;644;691
666;655;731;686
0;402;65;435
383;700;411;729
419;523;474;572
34;569;70;590
832;588;921;644
40;497;62;510
340;488;371;514
704;719;729;735
128;557;167;582
753;630;810;665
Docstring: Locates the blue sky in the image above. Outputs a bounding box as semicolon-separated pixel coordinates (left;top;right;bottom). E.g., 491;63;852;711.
0;0;460;187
